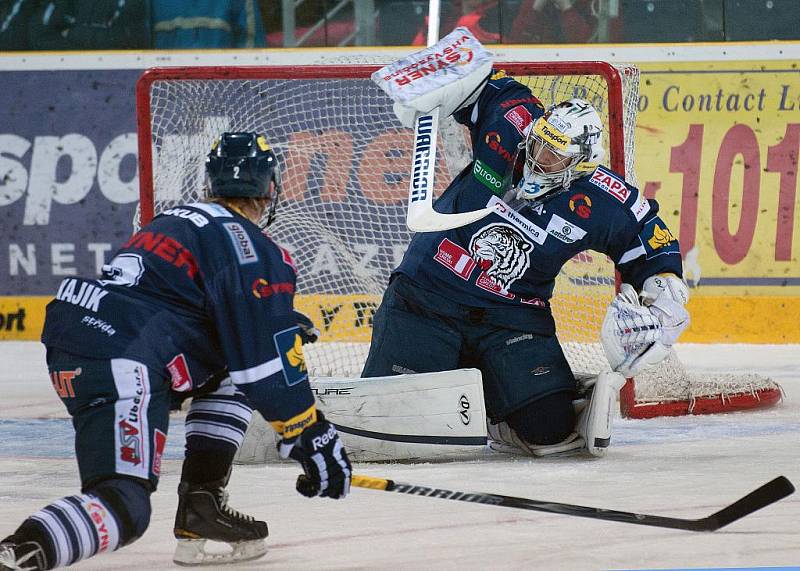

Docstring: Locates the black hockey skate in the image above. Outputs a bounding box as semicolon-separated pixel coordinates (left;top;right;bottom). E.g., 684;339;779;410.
173;480;268;566
0;541;47;571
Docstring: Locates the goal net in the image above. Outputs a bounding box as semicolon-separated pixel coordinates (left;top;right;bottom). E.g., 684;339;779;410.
135;63;781;419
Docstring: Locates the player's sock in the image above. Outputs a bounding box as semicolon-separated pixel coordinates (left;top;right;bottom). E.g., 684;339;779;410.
5;492;121;569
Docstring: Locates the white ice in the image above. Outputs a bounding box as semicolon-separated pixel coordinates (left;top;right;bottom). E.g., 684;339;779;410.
1;341;798;570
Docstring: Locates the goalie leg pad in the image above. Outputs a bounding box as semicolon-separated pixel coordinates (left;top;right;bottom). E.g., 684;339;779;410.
577;372;626;457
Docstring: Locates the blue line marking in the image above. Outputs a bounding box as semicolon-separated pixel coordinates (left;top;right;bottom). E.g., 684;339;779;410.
0;418;186;459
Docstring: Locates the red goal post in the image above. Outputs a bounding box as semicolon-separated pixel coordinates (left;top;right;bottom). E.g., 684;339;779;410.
135;62;781;419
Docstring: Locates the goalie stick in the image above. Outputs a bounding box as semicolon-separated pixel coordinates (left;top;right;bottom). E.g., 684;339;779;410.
348;474;794;532
406;108;496;232
401;9;496;232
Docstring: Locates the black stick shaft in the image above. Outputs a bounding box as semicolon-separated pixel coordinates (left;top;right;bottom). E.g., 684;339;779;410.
351;475;794;532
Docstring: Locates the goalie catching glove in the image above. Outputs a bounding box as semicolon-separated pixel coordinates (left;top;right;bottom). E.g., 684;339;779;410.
371;27;494;128
277;411;352;499
601;274;690;376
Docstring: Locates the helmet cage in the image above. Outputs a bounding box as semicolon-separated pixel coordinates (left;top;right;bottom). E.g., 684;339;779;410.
517;99;604;201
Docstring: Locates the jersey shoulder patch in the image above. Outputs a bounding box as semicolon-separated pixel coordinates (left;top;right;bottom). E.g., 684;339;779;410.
222;221;259;265
503;105;534;136
585;165;650;221
587;165;630;203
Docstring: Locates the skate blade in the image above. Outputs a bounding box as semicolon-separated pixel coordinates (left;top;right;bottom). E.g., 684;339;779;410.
173;538;267;567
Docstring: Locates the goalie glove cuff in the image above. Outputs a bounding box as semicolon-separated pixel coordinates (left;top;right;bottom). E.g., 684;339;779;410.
648;295;690;347
641;274;689;306
641;274;690;347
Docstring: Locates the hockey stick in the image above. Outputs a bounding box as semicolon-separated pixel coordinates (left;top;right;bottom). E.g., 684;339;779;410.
351;474;794;532
406;108;496;232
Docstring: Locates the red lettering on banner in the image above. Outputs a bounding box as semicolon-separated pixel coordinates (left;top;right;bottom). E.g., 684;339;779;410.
670;124;703;256
283;130;352;202
766;123;800;261
712;124;760;265
434;239;477;280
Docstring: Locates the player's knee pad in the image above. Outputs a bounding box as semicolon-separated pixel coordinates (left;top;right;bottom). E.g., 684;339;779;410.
506;391;576;445
87;478;152;546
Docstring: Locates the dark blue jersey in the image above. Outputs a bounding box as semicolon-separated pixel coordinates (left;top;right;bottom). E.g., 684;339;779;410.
41;202;314;425
395;70;683;331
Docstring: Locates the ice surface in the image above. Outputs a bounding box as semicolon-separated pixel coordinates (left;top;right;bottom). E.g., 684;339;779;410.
1;341;798;570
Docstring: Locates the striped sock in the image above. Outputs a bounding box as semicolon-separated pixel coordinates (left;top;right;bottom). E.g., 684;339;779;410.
28;493;120;568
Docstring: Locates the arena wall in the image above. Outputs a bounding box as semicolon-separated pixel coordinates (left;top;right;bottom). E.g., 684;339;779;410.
1;43;798;342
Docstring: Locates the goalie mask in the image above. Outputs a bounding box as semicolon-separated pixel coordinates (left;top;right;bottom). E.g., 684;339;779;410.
205;132;283;226
516;98;605;201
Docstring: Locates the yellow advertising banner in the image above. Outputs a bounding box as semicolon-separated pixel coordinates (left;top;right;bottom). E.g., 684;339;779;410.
634;60;800;341
0;296;48;341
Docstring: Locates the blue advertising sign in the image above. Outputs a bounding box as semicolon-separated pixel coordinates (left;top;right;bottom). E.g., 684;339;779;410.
0;69;141;295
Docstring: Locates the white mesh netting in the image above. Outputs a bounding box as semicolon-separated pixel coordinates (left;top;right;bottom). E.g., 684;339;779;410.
136;62;780;416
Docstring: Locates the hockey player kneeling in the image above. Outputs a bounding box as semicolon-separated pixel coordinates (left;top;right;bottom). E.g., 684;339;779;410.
364;29;690;459
0;133;351;571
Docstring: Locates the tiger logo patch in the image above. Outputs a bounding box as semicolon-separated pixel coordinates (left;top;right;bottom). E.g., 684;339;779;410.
469;224;533;291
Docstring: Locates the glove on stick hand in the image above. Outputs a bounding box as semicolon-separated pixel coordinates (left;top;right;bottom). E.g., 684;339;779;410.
277;412;352;499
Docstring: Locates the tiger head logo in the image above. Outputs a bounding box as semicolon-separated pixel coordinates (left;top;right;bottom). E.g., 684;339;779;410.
469;224;532;291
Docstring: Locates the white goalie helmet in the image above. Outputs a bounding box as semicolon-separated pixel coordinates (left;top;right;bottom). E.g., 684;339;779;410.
517;98;605;201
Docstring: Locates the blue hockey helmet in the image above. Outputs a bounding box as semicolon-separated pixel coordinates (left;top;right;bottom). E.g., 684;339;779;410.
205;132;282;226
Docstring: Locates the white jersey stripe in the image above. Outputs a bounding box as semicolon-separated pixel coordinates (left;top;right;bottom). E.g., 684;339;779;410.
619;244;646;265
188;399;253;422
185;420;247;446
229;357;282;385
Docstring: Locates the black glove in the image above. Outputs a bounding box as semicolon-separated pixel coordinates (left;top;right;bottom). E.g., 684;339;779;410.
294;310;320;344
277;412;352;499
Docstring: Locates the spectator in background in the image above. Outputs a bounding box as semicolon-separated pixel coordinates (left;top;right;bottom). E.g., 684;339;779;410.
508;0;621;44
0;0;37;50
152;0;266;48
412;0;501;45
620;0;706;43
24;0;150;50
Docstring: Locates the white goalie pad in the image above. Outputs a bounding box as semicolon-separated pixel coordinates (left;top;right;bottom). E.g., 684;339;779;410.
234;369;487;464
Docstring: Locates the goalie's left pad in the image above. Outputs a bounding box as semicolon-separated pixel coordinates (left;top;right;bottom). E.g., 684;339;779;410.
601;279;690;376
371;27;494;128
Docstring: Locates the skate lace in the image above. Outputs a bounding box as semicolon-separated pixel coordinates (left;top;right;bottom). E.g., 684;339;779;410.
217;489;254;523
0;543;40;571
